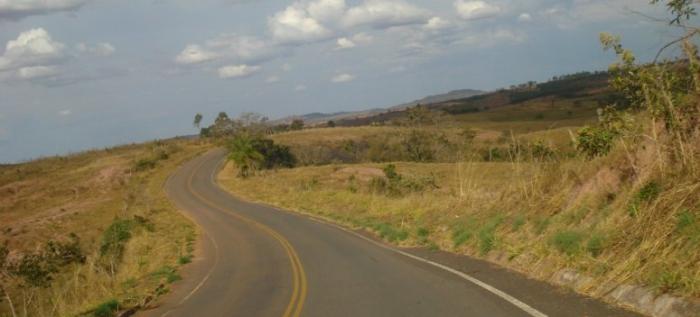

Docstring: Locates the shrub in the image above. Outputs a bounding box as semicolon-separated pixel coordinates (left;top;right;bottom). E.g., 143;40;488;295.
452;227;472;248
100;219;134;262
629;181;661;217
586;233;606;257
93;299;119;317
478;218;502;255
178;255;192;265
551;230;584;256
575;126;616;158
402;130;435;162
374;223;408;242
132;158;157;172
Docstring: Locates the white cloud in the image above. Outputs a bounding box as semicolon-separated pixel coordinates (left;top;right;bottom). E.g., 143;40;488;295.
58;109;72;116
455;28;526;47
266;75;280;83
17;65;59;79
175;44;218;65
295;84;307;91
0;28;66;72
518;13;532;22
352;32;374;44
217;64;261;79
424;17;451;30
336;37;356;49
76;42;115;56
307;0;346;23
282;63;293;71
269;3;333;44
0;0;90;20
454;0;501;20
343;0;428;29
332;73;354;82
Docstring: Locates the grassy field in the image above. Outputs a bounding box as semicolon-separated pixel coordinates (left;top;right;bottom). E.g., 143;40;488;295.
219;122;700;305
0;139;209;317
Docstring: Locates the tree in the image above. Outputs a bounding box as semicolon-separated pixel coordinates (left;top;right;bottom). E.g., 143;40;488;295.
193;113;203;129
290;119;304;131
327;120;336;128
227;134;264;177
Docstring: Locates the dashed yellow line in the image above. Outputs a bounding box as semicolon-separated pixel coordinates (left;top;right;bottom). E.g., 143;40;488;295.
186;156;307;317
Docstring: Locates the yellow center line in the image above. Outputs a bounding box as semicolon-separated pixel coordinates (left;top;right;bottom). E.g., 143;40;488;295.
186;156;307;317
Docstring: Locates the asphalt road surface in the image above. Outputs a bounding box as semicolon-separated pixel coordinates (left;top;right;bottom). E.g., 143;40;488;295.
141;149;642;317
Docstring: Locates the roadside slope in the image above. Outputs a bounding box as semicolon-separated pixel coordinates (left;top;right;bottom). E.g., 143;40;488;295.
153;149;641;316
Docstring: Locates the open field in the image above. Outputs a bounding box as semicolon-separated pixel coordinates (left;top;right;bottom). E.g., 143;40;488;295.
0;139;210;317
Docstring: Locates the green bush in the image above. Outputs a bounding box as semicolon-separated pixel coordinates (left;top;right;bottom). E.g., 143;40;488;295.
551;230;584;256
93;299;119;317
478;218;502;255
452;227;472;248
629;181;661;217
586;233;606;257
575;126;617;158
100;219;134;260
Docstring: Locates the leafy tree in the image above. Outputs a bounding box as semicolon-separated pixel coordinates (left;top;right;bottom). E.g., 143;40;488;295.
227;134;265;177
327;120;336;128
193;113;203;129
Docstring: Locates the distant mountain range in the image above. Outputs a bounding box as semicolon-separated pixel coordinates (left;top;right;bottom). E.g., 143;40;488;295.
273;88;484;126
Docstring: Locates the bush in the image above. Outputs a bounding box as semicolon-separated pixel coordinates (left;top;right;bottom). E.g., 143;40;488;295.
628;181;661;217
93;299;119;317
575;126;617;158
551;230;584;256
586;233;606;257
228;134;297;177
478;218;502;255
100;219;134;265
402;130;435;162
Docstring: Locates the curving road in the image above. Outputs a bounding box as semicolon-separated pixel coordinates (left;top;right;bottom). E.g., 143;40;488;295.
141;149;641;317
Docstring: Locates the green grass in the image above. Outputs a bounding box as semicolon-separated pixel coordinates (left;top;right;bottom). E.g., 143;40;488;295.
92;299;119;317
551;230;585;256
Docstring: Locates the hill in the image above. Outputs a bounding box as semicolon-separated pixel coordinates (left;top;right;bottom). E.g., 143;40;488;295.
273;88;484;126
0;139;209;316
336;71;611;128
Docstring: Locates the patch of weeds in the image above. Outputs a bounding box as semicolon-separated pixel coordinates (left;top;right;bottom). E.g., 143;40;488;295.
451;226;472;248
152;266;181;284
478;217;502;255
676;209;700;243
92;299;119;317
650;268;687;293
132;158;158;172
533;217;550;235
511;215;526;232
374;223;408;242
426;241;439;251
551;230;584;256
100;219;134;258
415;227;430;245
178;255;192;265
586;233;606;257
628;181;661;217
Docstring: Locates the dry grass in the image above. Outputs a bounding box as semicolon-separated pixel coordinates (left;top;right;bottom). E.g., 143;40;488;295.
218;125;700;301
0;139;210;317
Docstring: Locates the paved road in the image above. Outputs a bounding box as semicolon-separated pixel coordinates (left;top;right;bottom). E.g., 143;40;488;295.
142;149;642;317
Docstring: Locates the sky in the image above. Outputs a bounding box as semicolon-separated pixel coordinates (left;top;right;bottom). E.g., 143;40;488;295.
0;0;688;163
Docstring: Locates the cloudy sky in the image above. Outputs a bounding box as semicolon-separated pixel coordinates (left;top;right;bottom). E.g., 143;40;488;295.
0;0;685;162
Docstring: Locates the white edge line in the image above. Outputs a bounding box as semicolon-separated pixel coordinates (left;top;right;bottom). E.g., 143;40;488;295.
306;217;548;317
210;151;547;317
